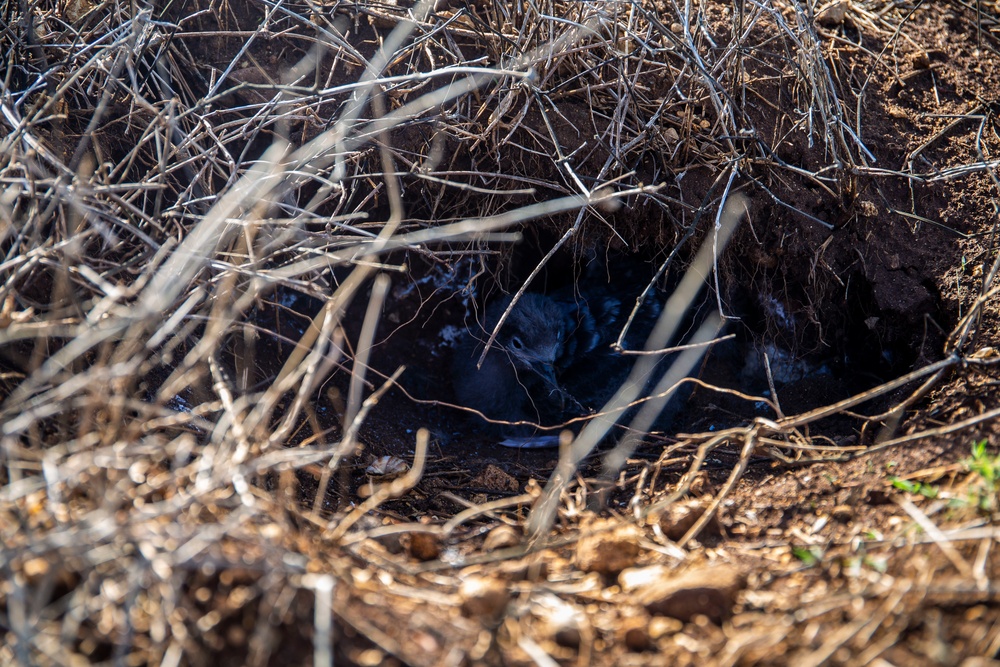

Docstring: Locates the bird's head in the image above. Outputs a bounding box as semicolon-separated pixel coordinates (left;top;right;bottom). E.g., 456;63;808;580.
487;293;568;388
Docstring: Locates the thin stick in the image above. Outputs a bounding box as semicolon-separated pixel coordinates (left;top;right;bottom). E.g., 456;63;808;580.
327;428;429;542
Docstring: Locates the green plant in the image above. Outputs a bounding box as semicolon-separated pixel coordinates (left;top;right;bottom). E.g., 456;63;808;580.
793;546;823;567
890;477;939;499
966;439;997;480
844;554;888;577
958;439;999;513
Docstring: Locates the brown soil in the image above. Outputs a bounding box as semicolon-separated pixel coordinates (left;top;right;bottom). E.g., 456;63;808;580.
3;0;1000;665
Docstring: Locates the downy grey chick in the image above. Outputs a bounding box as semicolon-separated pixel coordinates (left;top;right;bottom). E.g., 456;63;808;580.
452;281;669;440
451;293;572;439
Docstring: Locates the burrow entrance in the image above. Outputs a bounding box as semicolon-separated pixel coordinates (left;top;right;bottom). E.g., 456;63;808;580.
249;203;954;507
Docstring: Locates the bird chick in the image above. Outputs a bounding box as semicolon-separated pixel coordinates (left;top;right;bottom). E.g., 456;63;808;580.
451;293;571;437
452;271;680;446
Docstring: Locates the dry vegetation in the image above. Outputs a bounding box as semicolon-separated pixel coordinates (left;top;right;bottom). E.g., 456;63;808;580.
2;0;1000;664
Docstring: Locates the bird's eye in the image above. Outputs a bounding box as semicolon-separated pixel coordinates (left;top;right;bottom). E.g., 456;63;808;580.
510;336;525;351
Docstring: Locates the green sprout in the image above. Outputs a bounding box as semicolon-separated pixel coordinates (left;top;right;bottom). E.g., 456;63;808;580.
890;477;939;499
957;439;999;513
793;546;823;567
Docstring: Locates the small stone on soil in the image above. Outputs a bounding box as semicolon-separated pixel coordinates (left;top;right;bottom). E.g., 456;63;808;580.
635;565;745;623
574;520;641;574
406;532;442;561
483;524;521;552
655;498;719;541
459;575;509;619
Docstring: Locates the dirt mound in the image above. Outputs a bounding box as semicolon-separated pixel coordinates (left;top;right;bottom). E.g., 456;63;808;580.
2;0;999;664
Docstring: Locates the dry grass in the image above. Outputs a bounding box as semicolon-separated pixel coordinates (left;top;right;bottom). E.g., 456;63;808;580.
2;0;1000;664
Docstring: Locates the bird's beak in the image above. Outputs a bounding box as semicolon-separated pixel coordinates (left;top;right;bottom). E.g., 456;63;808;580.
532;361;565;410
533;361;559;389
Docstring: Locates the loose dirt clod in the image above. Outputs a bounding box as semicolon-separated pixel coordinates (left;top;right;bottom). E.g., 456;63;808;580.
405;532;442;561
635;566;745;623
459;575;509;620
575;519;643;575
483;524;521;552
2;0;1000;663
655;498;721;541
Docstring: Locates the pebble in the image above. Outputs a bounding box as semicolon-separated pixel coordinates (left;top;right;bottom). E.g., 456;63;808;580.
634;565;745;623
574;520;641;575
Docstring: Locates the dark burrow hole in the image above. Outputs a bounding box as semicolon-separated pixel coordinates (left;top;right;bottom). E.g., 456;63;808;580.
245;227;926;474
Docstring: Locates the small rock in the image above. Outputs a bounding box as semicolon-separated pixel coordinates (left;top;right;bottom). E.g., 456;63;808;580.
857;201;878;218
655;499;719;541
816;1;846;26
635;565;745;623
498;558;548;581
965;605;987;621
22;557;50;583
412;630;441;654
354;648;386;666
911;50;931;69
575;520;641;575
648;616;683;638
483;524;520;552
532;593;584;648
406;532;441;561
619;564;671;592
471;464;519;493
459;575;509;619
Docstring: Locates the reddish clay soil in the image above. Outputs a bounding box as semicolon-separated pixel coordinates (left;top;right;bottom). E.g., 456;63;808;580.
230;4;1000;664
237;3;1000;664
4;0;1000;664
